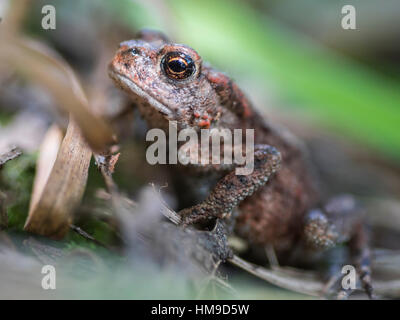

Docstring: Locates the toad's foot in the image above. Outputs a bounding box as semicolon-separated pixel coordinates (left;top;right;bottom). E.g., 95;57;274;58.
303;195;374;299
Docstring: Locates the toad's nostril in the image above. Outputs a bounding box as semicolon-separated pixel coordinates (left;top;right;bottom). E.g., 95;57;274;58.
120;47;141;56
129;48;140;55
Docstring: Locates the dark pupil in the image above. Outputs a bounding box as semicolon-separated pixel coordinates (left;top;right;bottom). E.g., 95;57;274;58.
162;52;195;80
168;59;187;73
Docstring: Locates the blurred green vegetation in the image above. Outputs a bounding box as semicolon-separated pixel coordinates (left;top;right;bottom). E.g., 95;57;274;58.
0;154;114;247
0;154;36;230
106;0;400;161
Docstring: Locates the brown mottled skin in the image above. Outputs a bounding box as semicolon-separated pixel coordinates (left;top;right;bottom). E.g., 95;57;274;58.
109;30;373;298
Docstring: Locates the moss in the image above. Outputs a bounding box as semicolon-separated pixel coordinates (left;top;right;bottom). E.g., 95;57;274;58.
0;153;37;230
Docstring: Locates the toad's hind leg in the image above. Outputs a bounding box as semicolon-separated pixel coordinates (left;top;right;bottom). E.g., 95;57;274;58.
303;195;373;299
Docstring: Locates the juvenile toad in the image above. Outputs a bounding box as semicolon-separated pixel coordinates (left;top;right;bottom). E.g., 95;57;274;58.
109;30;373;298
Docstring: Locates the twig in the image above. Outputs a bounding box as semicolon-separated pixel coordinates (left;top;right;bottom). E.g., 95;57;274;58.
0;146;22;168
70;224;109;249
95;153;120;195
228;254;324;297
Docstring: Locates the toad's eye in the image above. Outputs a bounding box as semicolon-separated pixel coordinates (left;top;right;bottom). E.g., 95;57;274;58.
161;52;195;80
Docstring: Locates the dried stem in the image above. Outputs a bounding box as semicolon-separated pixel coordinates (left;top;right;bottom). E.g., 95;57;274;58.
0;146;22;168
228;254;324;297
24;119;92;239
70;224;110;249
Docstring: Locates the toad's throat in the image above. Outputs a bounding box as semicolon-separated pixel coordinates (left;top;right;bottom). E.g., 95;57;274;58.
108;69;174;118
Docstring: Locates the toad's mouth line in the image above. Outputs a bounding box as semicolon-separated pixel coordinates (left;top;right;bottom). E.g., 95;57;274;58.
109;69;174;117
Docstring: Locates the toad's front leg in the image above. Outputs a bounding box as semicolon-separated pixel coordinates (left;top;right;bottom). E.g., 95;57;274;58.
179;144;281;225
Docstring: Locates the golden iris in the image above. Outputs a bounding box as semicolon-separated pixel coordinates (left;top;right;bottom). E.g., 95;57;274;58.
162;52;195;80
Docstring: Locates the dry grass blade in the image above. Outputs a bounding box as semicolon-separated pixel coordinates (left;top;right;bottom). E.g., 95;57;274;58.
0;33;115;152
24;119;92;239
28;125;63;216
150;183;182;225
